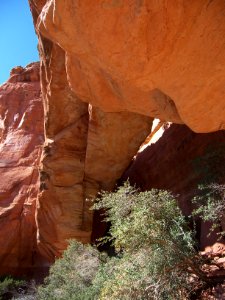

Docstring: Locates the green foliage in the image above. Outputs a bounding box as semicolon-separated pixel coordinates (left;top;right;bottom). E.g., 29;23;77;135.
94;184;195;254
38;183;205;300
38;241;106;300
0;276;25;299
192;184;225;236
93;183;200;299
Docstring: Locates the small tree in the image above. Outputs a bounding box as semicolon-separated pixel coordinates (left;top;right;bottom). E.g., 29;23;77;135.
92;183;206;299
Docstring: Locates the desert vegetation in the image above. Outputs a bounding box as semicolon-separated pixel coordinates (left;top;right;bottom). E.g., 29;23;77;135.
1;182;224;299
35;182;225;300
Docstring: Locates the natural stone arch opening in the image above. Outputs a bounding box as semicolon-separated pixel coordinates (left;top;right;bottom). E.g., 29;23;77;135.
121;123;225;250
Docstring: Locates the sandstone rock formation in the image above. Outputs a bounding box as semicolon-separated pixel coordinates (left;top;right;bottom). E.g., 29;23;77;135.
29;0;225;132
0;57;151;272
35;43;152;262
122;124;225;249
0;63;44;275
27;0;225;263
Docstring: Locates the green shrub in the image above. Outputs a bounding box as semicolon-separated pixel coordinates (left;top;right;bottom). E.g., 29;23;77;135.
193;184;225;221
38;241;106;300
38;183;208;300
192;184;225;238
93;183;202;299
0;276;26;299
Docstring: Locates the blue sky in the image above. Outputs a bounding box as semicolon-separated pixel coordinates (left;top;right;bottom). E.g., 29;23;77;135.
0;0;39;84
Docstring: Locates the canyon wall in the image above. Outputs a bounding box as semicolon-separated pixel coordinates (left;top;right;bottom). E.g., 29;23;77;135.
0;60;151;274
35;42;152;262
0;63;44;275
0;0;224;275
27;0;225;263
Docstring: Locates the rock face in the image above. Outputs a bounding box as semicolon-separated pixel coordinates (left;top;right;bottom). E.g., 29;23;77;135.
1;0;225;275
0;61;151;273
122;124;225;249
27;0;225;263
29;0;225;132
35;43;152;262
0;63;44;275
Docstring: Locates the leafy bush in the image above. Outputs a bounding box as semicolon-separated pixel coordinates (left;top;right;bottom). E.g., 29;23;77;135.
38;241;106;300
192;184;225;238
0;276;26;299
93;184;202;299
38;183;209;300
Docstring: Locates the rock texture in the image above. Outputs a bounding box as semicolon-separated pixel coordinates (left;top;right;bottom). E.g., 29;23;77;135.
35;42;152;262
27;0;225;263
29;0;225;132
122;124;225;249
0;63;44;275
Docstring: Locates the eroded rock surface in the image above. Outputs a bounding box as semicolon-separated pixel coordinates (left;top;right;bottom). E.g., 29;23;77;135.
27;0;225;263
0;63;44;275
0;57;152;271
29;0;225;132
35;42;152;262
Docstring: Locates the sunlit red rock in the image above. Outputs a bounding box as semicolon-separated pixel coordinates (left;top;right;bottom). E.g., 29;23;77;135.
0;63;44;275
35;43;152;262
30;0;225;132
28;0;225;263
